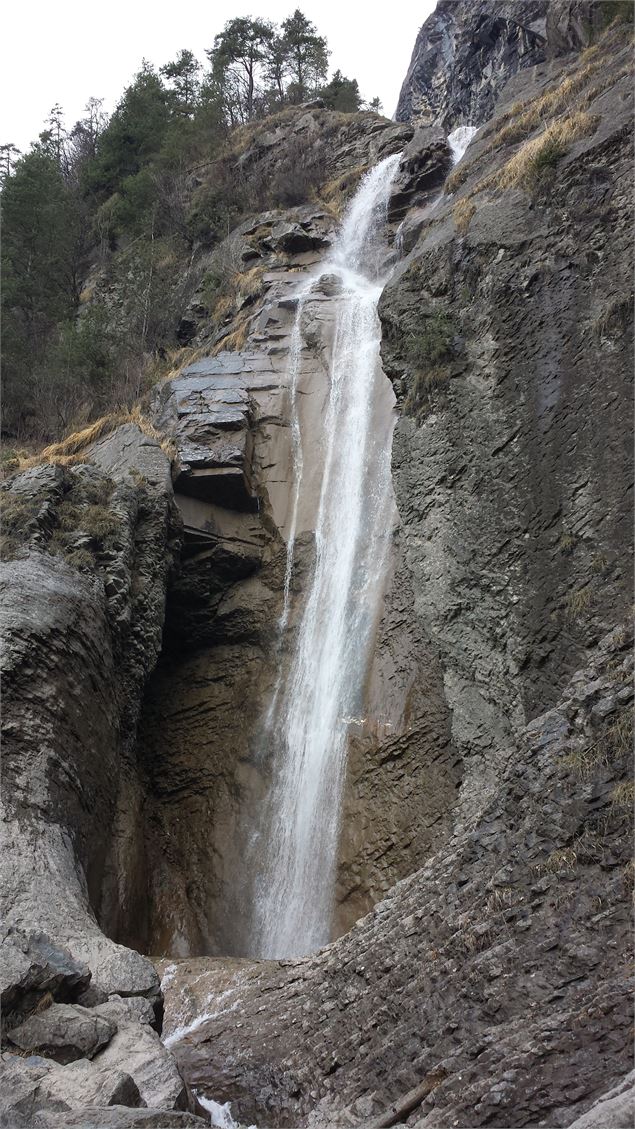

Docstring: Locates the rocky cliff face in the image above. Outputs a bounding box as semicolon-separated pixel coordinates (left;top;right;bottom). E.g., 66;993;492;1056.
396;0;617;128
1;5;633;1128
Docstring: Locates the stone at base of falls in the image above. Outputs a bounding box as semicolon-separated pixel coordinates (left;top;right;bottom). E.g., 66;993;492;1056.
29;1112;204;1128
7;1004;116;1064
0;1055;144;1116
0;1103;205;1129
1;931;91;1036
1;989;203;1128
90;1007;196;1112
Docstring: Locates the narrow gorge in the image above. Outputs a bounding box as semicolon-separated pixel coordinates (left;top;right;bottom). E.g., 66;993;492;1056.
1;3;633;1129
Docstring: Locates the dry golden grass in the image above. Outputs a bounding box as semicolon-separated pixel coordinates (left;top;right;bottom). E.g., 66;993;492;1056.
319;163;369;217
18;415;128;468
565;581;594;620
213;315;251;354
445;20;632;196
611;781;635;810
561;708;634;778
238;264;266;299
537;847;578;874
17;407;178;471
453;198;476;235
481;111;599;192
490;58;605;149
211;293;235;322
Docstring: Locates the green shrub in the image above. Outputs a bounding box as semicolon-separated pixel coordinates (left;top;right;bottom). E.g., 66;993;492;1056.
402;310;456;417
0;492;42;558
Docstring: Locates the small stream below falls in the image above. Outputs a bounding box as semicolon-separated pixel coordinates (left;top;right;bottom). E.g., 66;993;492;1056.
248;154;402;959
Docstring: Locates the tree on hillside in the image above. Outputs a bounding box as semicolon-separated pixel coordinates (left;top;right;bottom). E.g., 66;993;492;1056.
0;143;21;183
264;33;290;107
320;70;361;113
82;63;171;200
39;104;66;167
207;17;275;122
1;147;88;433
161;49;202;118
65;98;108;189
281;9;329;102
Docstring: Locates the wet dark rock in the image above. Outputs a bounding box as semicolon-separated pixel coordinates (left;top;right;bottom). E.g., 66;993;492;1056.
165;626;633;1129
389;129;451;220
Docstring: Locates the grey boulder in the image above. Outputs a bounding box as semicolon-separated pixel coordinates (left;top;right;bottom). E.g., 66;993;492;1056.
1;931;90;1035
7;1004;115;1064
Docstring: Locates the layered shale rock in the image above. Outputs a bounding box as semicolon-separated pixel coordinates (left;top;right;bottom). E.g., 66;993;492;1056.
0;428;180;1001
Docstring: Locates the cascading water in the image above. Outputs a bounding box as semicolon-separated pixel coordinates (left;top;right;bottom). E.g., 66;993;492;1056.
448;124;478;165
250;154;401;959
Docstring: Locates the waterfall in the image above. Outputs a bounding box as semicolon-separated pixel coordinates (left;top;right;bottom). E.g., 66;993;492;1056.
251;154;401;959
447;124;478;165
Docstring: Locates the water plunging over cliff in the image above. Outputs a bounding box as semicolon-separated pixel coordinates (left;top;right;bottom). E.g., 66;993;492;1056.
251;155;401;958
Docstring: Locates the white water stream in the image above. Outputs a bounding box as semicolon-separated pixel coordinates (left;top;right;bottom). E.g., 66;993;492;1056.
250;154;401;958
447;124;478;165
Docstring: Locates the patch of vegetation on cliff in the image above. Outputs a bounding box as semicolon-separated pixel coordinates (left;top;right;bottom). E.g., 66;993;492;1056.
48;476;120;567
16;408;177;473
402;310;456;418
561;705;634;779
453;197;476;235
0;493;45;559
482;111;599;192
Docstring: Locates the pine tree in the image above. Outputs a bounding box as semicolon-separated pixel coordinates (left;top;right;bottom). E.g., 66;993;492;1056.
207;17;275;122
161;49;201;118
0;143;21;183
320;70;362;113
264;34;290;108
39;104;67;169
1;148;86;433
281;10;329;102
83;63;171;200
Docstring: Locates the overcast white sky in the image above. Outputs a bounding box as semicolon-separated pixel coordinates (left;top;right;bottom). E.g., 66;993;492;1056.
2;0;436;152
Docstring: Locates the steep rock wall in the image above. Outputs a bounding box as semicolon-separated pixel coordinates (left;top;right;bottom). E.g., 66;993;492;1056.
159;16;634;1129
0;429;180;1002
396;0;617;128
382;21;633;829
126;120;459;956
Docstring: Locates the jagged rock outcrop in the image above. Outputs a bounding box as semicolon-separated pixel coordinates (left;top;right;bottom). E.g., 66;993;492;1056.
0;427;180;1000
396;0;616;129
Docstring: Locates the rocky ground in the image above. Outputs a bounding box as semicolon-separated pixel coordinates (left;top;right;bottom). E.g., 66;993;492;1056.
1;3;633;1127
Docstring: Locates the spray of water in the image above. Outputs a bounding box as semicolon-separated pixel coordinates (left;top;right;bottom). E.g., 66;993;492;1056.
447;124;478;165
250;154;401;958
